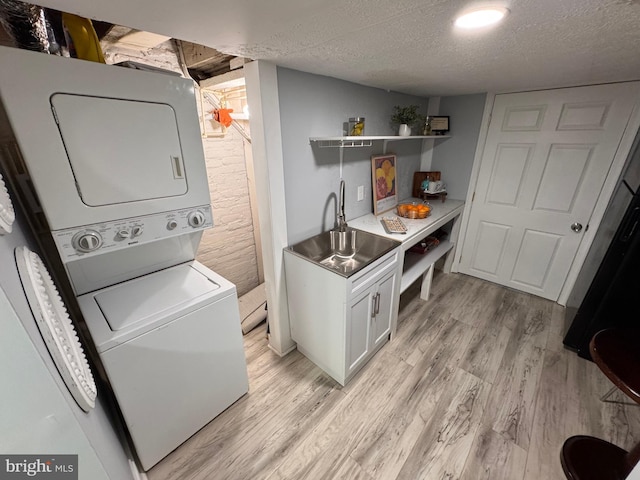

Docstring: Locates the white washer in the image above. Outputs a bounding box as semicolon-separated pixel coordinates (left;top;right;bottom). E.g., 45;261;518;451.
76;260;249;470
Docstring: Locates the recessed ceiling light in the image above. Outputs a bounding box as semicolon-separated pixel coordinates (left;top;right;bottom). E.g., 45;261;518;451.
454;7;509;29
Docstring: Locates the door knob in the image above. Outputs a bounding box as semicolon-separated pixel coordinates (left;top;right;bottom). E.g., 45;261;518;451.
570;222;583;233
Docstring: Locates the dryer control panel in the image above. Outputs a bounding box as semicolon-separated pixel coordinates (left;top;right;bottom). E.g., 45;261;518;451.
52;205;213;262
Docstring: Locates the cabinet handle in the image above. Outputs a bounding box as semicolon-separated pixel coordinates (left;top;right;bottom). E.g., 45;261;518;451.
375;292;381;315
371;295;377;318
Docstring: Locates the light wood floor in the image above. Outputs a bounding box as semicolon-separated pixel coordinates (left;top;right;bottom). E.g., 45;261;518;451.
148;272;640;480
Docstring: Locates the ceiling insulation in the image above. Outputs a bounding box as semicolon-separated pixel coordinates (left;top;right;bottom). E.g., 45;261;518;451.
117;30;170;49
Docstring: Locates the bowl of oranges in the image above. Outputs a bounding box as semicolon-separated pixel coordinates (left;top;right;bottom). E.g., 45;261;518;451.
397;202;431;219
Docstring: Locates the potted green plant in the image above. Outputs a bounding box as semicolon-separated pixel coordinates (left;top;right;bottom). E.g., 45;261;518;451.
391;105;421;136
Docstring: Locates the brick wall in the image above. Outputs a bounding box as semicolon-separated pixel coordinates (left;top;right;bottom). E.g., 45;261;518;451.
197;126;260;296
101;35;260;296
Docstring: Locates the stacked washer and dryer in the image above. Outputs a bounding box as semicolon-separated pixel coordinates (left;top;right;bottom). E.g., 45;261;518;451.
0;46;249;471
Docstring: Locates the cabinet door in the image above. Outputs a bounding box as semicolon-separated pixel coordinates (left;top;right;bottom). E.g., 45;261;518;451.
372;271;396;348
347;288;374;375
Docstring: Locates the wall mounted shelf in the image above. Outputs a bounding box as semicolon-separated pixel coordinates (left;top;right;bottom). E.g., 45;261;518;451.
309;135;450;149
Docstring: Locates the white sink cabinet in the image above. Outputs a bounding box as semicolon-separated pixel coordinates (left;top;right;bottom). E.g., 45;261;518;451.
284;248;400;386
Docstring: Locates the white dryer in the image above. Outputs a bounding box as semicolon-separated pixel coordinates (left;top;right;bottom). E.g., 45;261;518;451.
77;260;249;471
0;46;214;296
0;46;211;231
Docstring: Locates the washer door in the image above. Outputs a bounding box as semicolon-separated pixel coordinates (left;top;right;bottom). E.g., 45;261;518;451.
15;246;97;412
0;172;15;235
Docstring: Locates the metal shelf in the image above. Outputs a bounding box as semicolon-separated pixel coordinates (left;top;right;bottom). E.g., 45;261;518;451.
309;135;450;148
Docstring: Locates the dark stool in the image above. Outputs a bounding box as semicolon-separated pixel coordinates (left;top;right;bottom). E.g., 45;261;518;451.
560;328;640;479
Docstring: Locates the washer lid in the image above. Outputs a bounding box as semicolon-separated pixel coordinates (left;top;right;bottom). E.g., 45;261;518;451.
95;264;221;332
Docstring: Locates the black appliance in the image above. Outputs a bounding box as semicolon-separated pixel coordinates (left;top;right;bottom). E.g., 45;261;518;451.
564;129;640;359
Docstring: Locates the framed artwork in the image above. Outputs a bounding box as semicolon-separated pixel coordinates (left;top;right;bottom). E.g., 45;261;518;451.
371;154;397;215
430;116;449;134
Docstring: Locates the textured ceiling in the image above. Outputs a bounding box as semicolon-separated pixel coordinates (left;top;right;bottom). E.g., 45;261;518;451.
29;0;640;97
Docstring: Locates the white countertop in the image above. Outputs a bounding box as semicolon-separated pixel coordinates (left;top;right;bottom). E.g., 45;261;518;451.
349;198;465;250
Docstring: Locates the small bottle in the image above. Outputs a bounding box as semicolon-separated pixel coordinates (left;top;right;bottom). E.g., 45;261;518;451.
422;116;432;136
348;117;365;136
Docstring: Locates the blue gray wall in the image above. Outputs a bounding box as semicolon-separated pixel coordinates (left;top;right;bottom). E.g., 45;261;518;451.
277;67;430;244
431;93;487;200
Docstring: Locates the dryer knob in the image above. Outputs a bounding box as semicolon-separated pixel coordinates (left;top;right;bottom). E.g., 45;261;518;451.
116;229;130;240
188;210;206;228
167;220;178;230
72;230;103;253
132;226;144;237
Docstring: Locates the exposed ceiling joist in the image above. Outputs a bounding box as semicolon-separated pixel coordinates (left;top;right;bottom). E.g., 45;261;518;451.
180;41;235;80
200;68;245;91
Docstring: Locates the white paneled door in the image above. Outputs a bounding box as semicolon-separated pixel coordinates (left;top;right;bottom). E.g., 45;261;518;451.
459;83;640;300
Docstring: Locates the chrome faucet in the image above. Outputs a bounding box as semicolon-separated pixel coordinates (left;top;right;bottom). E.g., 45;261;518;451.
337;179;348;232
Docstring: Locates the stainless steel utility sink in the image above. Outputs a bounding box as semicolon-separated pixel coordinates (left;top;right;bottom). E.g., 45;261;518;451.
285;228;400;277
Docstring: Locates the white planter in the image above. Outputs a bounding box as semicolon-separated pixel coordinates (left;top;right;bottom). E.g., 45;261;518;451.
398;124;411;136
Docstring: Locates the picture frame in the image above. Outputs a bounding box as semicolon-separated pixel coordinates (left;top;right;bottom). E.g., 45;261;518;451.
371;154;398;215
430;116;449;134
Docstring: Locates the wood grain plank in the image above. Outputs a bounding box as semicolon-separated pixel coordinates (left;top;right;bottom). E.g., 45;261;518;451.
146;274;640;480
524;350;580;480
395;368;491;480
432;274;504;327
266;350;413;480
425;269;460;299
484;333;546;450
247;343;305;393
572;352;640;452
148;358;342;480
332;456;375;480
545;303;567;353
351;317;474;479
492;288;531;331
460;423;528;480
460;320;511;384
265;455;375;480
353;414;425;480
523;348;624;480
385;303;453;367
